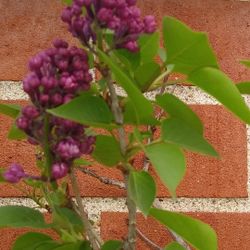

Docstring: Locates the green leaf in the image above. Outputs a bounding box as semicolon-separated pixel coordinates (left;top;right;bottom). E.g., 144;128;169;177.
35;242;62;250
150;208;217;250
164;242;186;250
158;48;167;62
73;158;92;166
145;143;185;196
101;240;122;250
114;49;141;70
139;33;160;63
0;206;49;228
236;82;250;94
98;49;154;124
162;118;218;157
93;135;123;167
48;95;115;128
53;242;91;250
163;16;218;74
87;51;95;69
79;241;92;250
240;60;250;68
128;171;156;215
0;103;21;118
156;93;203;133
8;123;26;140
134;62;161;91
12;232;58;250
62;0;72;5
188;67;250;124
53;207;84;233
123;98;159;125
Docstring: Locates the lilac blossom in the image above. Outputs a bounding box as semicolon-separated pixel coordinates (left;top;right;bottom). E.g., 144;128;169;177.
61;0;157;52
16;39;95;180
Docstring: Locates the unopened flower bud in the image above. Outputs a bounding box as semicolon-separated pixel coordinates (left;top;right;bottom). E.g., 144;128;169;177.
3;163;26;183
143;15;157;33
16;116;30;130
52;162;69;179
22;106;40;119
123;40;139;52
56;139;81;160
53;39;69;49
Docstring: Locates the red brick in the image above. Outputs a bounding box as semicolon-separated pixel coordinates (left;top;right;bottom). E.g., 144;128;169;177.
0;100;247;198
101;212;250;250
1;0;250;81
0;0;77;81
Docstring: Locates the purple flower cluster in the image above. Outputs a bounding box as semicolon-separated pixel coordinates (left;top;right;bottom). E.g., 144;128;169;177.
12;39;95;182
23;39;92;107
61;0;157;52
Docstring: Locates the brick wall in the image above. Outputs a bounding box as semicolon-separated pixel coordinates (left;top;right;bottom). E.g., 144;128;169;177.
0;0;250;249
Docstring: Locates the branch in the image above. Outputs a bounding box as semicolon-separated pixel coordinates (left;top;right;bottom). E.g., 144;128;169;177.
78;165;191;249
69;170;103;250
136;228;162;250
77;166;125;189
154;200;191;250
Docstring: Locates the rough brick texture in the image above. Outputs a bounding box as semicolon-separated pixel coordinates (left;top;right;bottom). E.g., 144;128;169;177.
1;0;250;81
101;212;250;250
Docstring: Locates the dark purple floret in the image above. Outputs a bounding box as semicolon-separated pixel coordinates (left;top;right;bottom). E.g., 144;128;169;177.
143;15;157;33
52;162;69;179
56;138;81;160
22;105;40;119
16;116;30;131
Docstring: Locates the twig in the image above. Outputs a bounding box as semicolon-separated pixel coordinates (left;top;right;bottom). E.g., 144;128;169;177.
136;228;162;250
154;200;191;250
124;173;137;250
78;167;190;250
77;166;125;189
69;170;103;250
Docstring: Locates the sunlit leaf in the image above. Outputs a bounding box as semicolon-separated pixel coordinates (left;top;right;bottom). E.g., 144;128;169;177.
189;67;250;124
93;135;123;167
48;95;115;128
150;208;217;250
128;171;156;215
145;142;185;196
163;16;218;74
162;118;218;157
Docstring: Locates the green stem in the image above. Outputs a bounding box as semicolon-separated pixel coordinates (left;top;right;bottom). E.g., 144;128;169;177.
43;114;52;177
43;113;57;189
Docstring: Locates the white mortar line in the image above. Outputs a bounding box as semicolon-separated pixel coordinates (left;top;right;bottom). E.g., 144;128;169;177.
0;81;219;104
0;81;28;100
2;196;250;213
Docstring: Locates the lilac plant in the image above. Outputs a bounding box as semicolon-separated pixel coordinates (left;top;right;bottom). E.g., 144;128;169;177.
1;0;250;250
